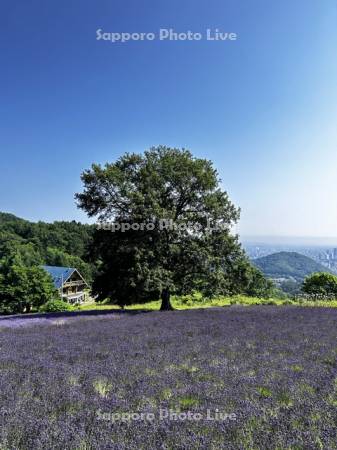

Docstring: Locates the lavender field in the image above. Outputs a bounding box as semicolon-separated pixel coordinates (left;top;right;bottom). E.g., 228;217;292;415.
0;307;336;449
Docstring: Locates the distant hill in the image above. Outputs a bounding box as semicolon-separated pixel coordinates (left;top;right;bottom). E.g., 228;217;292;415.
253;251;332;282
0;212;93;258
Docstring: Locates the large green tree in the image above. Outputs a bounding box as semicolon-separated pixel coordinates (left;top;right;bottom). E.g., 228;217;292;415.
76;146;272;309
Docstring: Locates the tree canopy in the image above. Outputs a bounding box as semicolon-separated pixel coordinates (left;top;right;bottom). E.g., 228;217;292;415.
76;146;273;309
0;213;95;282
302;272;337;299
0;249;57;314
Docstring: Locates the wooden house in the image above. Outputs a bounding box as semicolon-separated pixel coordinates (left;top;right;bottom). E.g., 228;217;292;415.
43;266;89;304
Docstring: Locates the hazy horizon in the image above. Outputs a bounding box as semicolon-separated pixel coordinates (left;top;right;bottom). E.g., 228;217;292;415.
4;208;337;247
241;235;337;247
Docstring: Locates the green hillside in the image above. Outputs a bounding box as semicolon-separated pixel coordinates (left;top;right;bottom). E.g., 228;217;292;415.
0;212;95;281
253;251;331;281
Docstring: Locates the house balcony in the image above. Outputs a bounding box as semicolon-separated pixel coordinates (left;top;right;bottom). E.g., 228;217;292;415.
63;280;86;288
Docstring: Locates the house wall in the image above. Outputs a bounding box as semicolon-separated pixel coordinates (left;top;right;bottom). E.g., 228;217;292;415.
61;271;88;304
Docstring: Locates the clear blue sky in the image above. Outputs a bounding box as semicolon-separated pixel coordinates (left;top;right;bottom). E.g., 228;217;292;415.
1;0;337;238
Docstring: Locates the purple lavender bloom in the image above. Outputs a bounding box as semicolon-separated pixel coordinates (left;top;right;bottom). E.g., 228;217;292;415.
0;306;336;449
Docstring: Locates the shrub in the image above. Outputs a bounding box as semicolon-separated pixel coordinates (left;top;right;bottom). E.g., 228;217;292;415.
0;258;57;314
261;299;278;305
282;299;295;305
302;272;337;300
39;299;73;313
174;291;204;306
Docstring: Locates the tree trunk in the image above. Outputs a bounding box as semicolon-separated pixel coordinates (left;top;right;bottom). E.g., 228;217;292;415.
160;288;174;311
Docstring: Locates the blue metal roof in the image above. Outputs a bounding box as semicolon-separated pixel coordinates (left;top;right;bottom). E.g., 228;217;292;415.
42;266;76;289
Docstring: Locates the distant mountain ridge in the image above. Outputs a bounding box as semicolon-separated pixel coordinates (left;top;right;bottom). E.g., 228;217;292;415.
253;251;332;281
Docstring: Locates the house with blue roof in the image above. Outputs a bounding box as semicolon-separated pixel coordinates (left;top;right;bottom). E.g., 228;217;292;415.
42;266;89;304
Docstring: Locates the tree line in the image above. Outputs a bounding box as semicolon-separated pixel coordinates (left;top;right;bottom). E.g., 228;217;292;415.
0;213;94;313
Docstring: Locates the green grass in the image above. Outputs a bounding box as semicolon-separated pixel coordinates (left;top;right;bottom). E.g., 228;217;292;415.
257;386;273;398
296;299;337;307
76;302;121;311
178;395;200;410
76;294;337;312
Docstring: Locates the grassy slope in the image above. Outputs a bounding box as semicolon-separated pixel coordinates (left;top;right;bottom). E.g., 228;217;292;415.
78;295;337;311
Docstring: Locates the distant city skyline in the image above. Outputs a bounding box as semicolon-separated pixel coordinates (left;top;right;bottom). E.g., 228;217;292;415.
241;236;337;246
244;241;337;274
1;0;337;237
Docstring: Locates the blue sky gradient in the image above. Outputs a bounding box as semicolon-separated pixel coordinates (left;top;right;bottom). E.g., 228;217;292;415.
1;0;336;237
